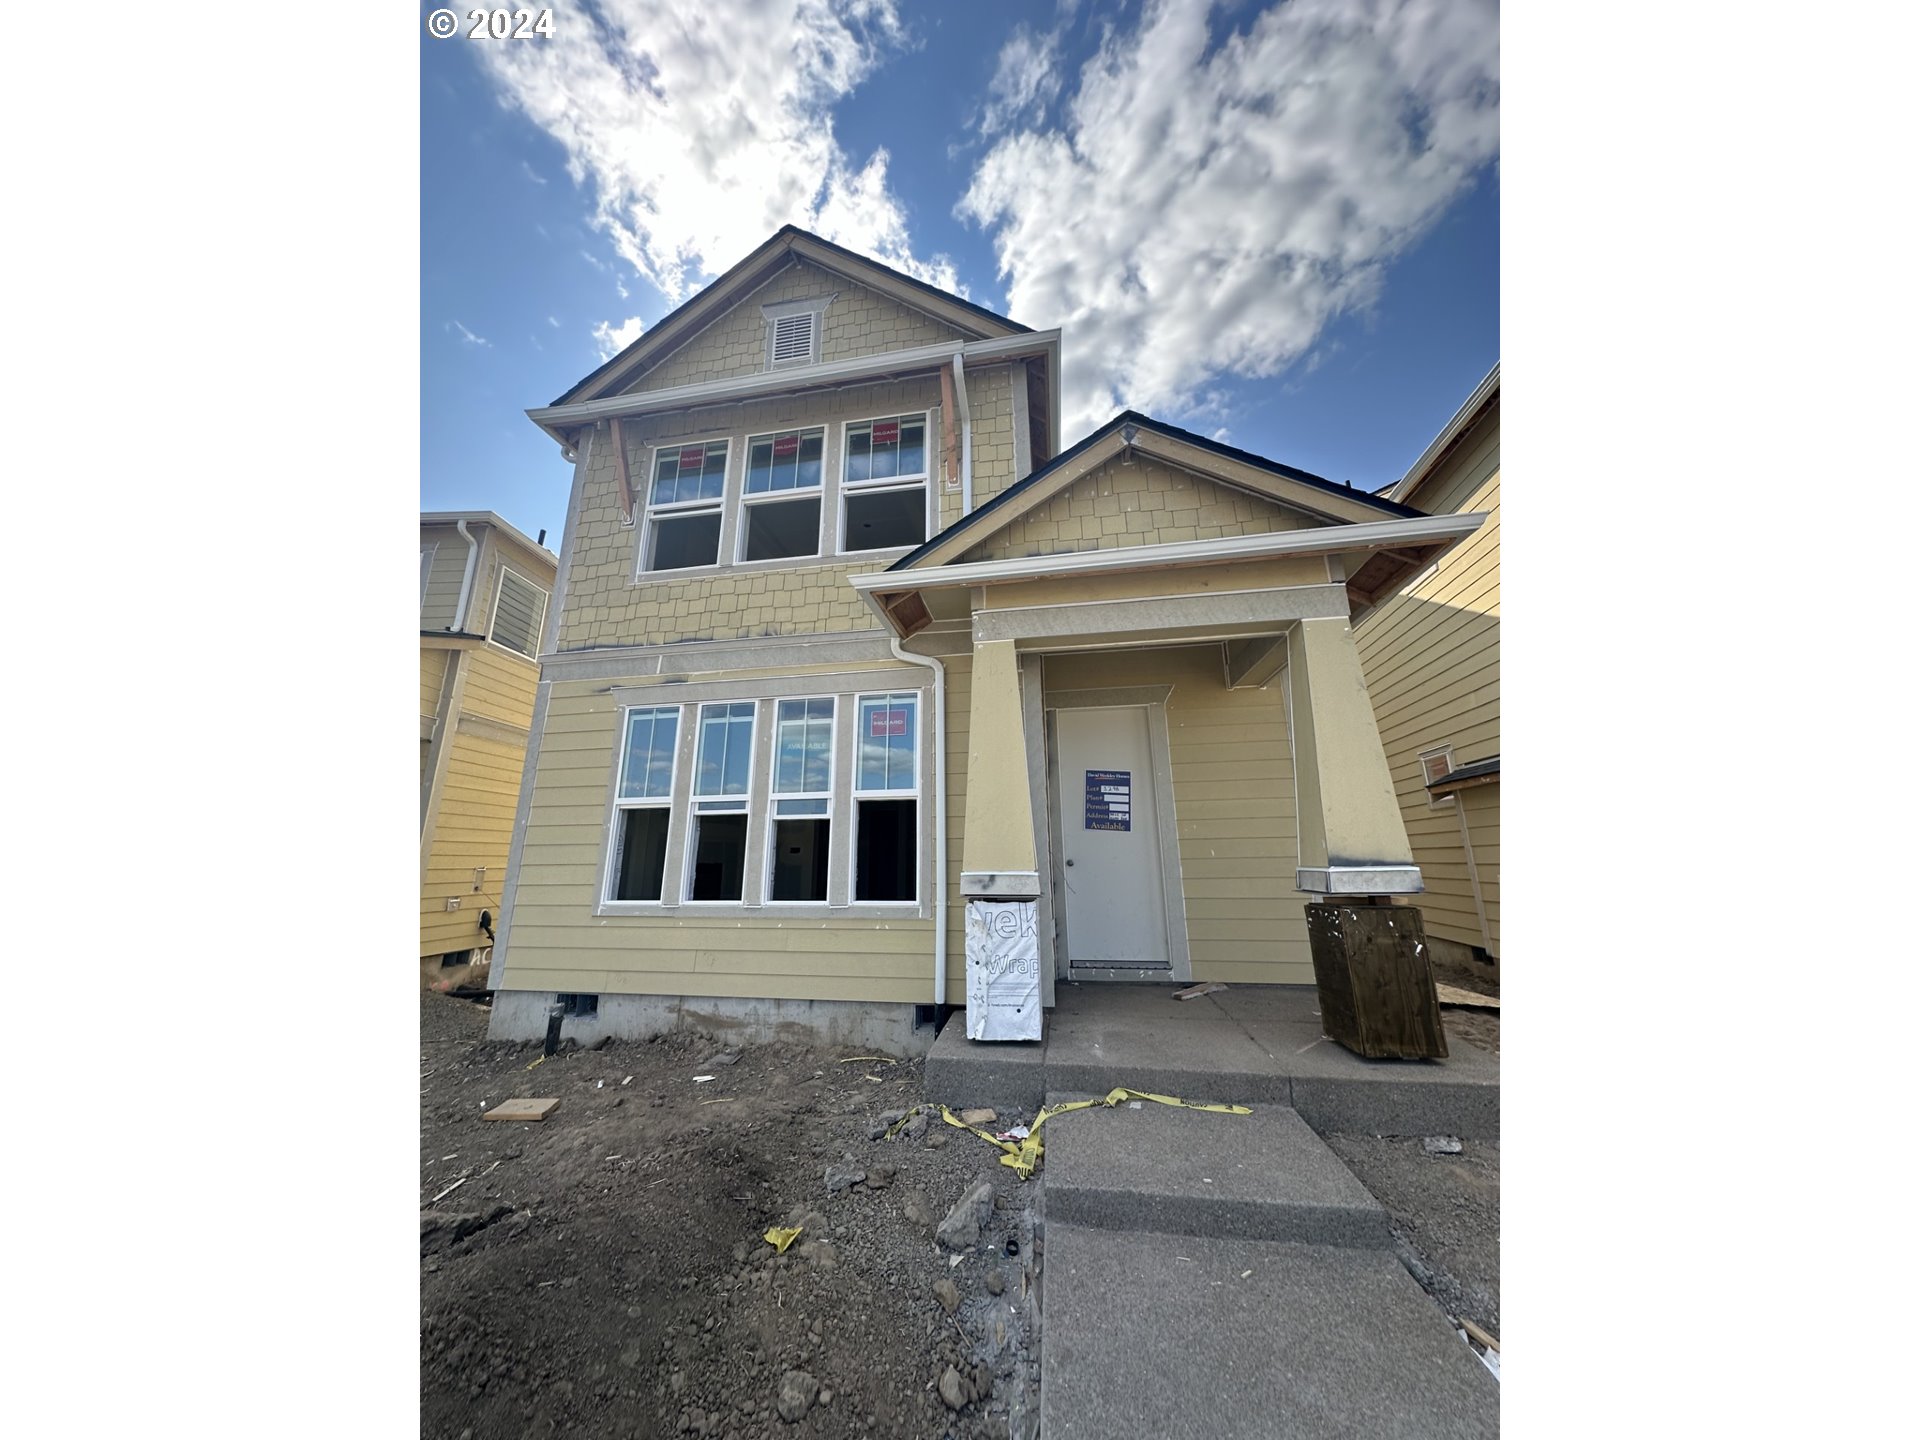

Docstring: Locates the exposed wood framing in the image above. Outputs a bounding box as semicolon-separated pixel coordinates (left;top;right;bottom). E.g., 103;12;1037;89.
609;416;635;523
940;363;961;490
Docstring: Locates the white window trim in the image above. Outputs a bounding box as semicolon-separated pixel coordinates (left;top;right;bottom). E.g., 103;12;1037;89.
601;705;683;906
638;435;732;575
735;425;828;565
683;700;759;905
850;691;922;905
1419;744;1457;809
764;695;837;906
763;295;831;370
836;410;934;558
486;564;549;659
420;544;436;613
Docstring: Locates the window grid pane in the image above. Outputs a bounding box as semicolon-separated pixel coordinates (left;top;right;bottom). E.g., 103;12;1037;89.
746;429;824;496
695;701;756;796
619;707;679;800
846;417;927;486
652;441;727;505
856;694;918;792
773;697;834;795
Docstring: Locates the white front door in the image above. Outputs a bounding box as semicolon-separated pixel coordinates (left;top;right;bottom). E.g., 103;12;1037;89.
1052;706;1170;975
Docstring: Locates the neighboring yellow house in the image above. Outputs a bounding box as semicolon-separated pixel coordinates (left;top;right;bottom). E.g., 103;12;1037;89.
487;227;1487;1046
1355;366;1500;971
420;512;557;989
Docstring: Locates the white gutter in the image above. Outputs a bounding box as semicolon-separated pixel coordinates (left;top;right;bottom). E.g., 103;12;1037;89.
452;519;480;631
887;635;949;1011
951;353;974;514
526;330;1062;446
848;585;951;1013
850;511;1488;596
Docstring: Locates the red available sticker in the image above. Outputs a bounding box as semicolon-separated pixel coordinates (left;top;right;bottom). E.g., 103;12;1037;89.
772;434;801;457
868;709;907;737
678;445;708;469
870;421;899;445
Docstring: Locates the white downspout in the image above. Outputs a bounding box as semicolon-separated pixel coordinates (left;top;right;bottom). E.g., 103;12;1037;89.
452;519;480;632
951;353;973;515
889;636;949;1010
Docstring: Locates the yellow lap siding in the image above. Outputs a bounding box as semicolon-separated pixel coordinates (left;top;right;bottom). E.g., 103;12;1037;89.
1354;410;1499;958
421;732;530;956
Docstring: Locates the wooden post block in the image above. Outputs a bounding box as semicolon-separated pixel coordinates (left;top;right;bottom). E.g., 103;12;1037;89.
484;1098;560;1122
1305;902;1448;1060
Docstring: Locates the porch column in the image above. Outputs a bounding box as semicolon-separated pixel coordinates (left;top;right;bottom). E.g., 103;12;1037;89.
961;639;1039;891
960;639;1042;1039
1285;617;1421;895
1287;617;1445;1059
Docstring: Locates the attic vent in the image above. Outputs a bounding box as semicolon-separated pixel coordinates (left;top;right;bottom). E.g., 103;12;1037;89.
769;311;816;366
488;567;548;658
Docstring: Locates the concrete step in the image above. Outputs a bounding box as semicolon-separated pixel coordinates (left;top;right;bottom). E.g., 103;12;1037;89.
1040;1223;1499;1440
925;1003;1499;1138
1042;1094;1389;1247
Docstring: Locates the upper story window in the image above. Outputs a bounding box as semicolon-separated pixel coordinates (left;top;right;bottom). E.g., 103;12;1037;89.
841;413;930;553
643;439;730;572
488;567;549;657
738;427;825;562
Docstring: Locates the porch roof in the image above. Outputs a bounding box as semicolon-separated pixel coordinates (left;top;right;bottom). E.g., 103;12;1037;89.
848;510;1487;640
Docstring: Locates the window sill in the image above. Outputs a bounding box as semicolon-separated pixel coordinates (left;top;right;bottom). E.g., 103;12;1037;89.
595;900;931;922
631;552;910;584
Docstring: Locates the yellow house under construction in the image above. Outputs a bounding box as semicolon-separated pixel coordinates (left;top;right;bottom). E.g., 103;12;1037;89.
484;228;1487;1047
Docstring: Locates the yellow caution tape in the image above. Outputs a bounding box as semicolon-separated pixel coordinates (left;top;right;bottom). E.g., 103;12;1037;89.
938;1088;1251;1180
525;1055;547;1072
763;1225;803;1253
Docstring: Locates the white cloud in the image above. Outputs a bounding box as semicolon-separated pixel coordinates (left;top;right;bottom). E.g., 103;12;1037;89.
960;0;1499;440
520;160;548;186
592;315;647;361
978;25;1063;136
547;315;561;328
448;320;492;349
471;1;960;305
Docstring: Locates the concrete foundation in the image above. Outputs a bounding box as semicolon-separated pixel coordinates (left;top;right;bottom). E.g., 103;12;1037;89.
485;989;935;1056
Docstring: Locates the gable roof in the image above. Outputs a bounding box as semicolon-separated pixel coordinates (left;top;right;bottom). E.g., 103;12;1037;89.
887;410;1426;573
553;226;1030;407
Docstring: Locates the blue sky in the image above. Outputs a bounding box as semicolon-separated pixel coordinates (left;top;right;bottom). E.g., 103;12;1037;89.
422;0;1498;544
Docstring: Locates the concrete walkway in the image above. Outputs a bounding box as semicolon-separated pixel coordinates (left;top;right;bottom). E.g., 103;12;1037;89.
929;985;1500;1437
928;982;1499;1138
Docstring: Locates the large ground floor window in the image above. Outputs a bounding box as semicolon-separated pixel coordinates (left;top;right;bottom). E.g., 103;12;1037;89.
599;689;922;911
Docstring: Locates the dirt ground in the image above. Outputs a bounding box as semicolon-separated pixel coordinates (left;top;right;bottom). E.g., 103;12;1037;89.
421;993;1500;1436
420;994;1042;1440
1325;1003;1502;1342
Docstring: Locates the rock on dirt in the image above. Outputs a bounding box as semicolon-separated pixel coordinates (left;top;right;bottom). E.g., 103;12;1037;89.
936;1177;996;1251
939;1365;967;1411
958;1108;997;1126
932;1277;960;1314
1423;1135;1463;1155
775;1369;818;1422
824;1162;865;1193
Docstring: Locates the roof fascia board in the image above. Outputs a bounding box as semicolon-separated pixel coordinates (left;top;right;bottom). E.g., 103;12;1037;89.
528;331;1061;440
850;512;1488;595
1386;362;1500;504
420;512;555;560
892;418;1412;571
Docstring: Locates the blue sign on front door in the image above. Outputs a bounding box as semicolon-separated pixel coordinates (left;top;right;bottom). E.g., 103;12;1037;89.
1084;769;1132;831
